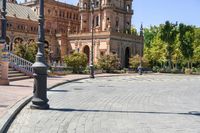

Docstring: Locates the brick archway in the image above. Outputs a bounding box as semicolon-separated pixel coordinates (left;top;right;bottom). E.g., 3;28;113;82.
125;47;130;68
83;45;90;64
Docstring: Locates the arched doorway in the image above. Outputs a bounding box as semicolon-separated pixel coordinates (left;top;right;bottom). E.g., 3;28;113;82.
124;47;130;68
14;37;23;44
83;45;90;64
13;37;24;52
44;41;49;49
6;37;11;51
28;39;35;44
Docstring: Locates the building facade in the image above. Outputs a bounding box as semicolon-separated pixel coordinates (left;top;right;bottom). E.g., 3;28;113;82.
0;0;143;68
69;0;143;67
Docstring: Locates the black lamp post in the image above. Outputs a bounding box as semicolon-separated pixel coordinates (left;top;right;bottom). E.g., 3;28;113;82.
90;1;95;78
0;0;9;85
0;0;6;45
31;0;49;109
138;24;144;75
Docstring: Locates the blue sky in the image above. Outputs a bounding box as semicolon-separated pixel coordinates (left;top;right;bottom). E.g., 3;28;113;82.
18;0;200;30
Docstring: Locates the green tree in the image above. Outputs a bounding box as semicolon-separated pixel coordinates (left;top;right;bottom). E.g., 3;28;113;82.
172;34;182;69
14;42;37;63
97;54;120;73
193;28;200;66
160;21;178;70
149;34;167;67
129;54;140;69
143;26;167;68
144;26;159;48
179;24;195;68
14;42;49;63
63;52;88;73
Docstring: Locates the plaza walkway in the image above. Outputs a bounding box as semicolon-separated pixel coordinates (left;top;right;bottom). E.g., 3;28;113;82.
0;73;127;132
6;74;200;133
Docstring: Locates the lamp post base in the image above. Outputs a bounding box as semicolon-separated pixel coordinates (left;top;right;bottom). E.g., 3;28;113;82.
0;79;9;85
90;75;95;79
0;61;9;85
31;97;49;110
189;111;200;116
90;66;95;78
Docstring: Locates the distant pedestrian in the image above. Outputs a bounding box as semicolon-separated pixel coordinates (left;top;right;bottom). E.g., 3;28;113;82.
138;65;142;75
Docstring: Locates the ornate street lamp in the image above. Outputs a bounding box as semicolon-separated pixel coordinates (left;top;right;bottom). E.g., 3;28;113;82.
31;0;49;109
0;0;9;85
90;1;95;78
138;24;144;75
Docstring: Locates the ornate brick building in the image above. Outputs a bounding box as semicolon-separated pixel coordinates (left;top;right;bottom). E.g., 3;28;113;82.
1;0;143;68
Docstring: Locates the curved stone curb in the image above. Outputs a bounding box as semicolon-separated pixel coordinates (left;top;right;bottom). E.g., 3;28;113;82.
0;96;32;133
0;73;132;133
0;77;89;133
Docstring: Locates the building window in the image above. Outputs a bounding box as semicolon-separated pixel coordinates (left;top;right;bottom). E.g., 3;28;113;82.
55;10;57;16
100;51;105;56
127;22;130;27
70;13;72;19
59;11;62;17
73;14;76;20
96;0;99;7
67;12;69;18
116;17;119;27
84;3;87;9
48;9;51;14
126;5;130;12
112;51;116;54
96;16;99;26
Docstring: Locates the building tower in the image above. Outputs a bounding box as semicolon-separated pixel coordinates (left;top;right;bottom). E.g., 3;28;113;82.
79;0;133;33
79;0;90;32
102;0;133;32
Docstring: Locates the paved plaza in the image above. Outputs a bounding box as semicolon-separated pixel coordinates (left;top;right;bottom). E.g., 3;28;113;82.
7;74;200;133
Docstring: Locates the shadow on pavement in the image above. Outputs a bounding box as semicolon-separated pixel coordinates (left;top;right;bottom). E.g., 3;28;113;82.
48;108;199;116
48;90;69;92
9;85;32;88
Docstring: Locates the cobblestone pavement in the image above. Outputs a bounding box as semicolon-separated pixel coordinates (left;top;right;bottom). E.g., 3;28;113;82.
0;73;121;119
8;74;200;133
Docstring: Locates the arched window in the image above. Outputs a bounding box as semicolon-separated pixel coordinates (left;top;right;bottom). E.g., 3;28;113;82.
126;5;130;12
70;13;72;19
67;12;69;18
55;10;57;16
96;16;99;26
48;9;51;14
84;3;87;9
116;17;119;27
96;0;99;7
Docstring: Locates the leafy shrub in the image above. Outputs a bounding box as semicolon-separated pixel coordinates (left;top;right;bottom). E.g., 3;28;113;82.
13;42;49;63
185;68;192;75
159;67;166;73
152;66;160;72
192;67;200;74
129;54;150;69
97;54;120;73
192;67;196;73
171;68;180;73
63;52;88;73
129;54;140;69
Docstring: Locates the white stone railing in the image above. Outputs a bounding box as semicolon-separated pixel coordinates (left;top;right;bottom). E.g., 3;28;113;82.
9;52;33;76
